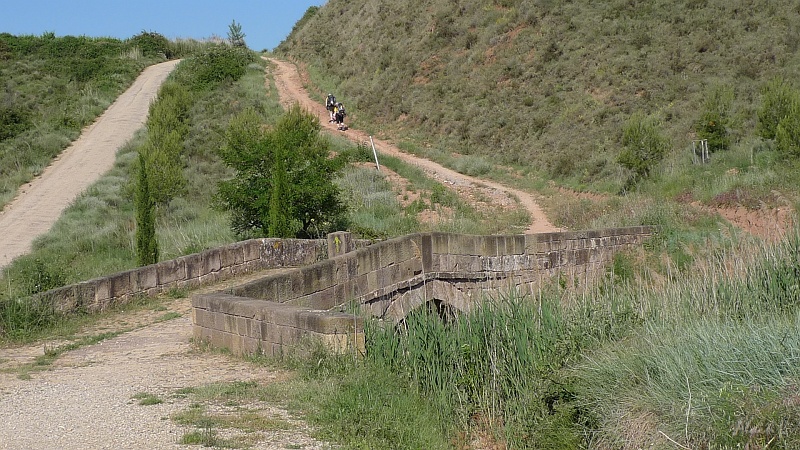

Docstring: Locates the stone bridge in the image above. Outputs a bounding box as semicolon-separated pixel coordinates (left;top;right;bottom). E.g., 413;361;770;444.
192;227;654;358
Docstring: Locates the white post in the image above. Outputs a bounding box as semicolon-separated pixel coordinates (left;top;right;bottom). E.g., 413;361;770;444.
369;136;381;172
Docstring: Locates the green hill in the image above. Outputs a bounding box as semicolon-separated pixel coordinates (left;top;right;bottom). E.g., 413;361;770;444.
0;32;172;207
278;0;800;193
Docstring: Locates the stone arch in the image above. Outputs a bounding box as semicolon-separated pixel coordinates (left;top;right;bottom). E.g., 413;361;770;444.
384;280;472;324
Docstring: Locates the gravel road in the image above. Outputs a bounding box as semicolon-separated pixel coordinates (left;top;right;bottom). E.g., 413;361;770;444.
0;61;331;450
0;60;179;269
0;280;329;450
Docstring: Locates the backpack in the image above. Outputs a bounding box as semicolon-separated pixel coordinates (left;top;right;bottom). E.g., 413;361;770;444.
326;94;336;108
337;103;346;116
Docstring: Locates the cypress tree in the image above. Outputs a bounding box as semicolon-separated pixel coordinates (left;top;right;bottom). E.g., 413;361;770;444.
135;152;159;266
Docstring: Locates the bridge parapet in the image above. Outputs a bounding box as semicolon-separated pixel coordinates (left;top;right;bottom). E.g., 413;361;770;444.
193;227;655;357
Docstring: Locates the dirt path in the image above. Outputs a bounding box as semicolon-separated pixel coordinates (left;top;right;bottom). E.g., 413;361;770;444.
267;57;559;234
0;272;329;450
0;60;180;269
0;61;329;449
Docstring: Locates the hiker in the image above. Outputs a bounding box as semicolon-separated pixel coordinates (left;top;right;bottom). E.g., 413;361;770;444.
325;93;336;122
334;102;347;131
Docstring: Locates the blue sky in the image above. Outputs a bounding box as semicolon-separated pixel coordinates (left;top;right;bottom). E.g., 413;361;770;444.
0;0;327;51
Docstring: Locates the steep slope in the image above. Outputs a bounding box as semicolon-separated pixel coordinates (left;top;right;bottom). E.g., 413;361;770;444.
278;0;800;191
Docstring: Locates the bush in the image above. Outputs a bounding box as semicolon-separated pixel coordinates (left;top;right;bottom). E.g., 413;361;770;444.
181;45;254;91
618;113;670;187
757;78;796;140
128;31;172;58
775;93;800;159
0;104;31;140
695;84;734;152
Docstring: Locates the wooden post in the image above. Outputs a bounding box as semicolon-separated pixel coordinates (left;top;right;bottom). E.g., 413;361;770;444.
369;136;381;172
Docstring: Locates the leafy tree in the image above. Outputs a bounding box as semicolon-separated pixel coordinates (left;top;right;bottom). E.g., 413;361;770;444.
227;20;247;48
135;152;159;266
695;85;734;152
618;113;670;187
217;104;346;238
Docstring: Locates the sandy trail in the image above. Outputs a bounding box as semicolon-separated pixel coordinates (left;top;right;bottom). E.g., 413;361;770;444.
266;57;559;234
0;60;180;269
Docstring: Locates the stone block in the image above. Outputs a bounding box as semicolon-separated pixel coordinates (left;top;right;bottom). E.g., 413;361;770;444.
242;239;263;262
181;253;203;280
109;270;136;300
220;242;246;267
304;288;338;310
356;247;380;276
327;231;353;257
302;260;336;293
379;264;401;286
429;232;450;255
156;258;186;286
366;269;380;294
194;325;213;344
451;234;479;256
134;265;158;292
507;234;527;255
298;310;363;335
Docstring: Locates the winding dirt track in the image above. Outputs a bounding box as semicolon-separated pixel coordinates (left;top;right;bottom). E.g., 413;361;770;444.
267;57;558;234
0;60;180;269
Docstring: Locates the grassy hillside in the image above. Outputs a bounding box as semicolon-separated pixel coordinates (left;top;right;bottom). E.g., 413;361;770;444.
1;11;799;448
267;3;800;448
0;33;186;207
278;0;800;193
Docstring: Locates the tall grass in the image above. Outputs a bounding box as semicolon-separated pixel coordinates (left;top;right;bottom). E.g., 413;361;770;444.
283;228;800;448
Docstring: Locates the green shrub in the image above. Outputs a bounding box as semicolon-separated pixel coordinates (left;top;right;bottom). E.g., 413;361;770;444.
0;104;31;140
181;45;254;91
775;94;800;159
757;77;796;140
695;84;734;152
618;113;670;188
128;31;172;58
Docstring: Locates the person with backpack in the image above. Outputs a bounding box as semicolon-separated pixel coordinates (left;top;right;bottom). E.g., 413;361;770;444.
334;102;347;131
325;94;336;122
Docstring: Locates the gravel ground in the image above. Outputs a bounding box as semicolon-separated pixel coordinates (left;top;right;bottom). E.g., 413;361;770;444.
0;292;331;450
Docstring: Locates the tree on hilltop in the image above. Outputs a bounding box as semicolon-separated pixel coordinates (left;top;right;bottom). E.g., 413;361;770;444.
227;20;247;48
